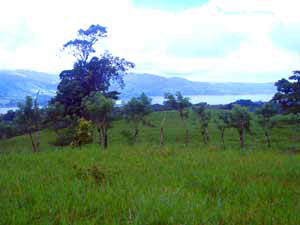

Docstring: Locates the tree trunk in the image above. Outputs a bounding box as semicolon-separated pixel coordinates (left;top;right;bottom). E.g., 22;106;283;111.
265;131;271;148
181;116;189;146
202;130;208;144
160;112;166;147
248;128;255;148
100;127;106;149
103;127;108;149
185;128;189;146
97;128;102;145
201;129;205;144
160;127;164;147
35;130;40;152
134;127;139;143
97;128;102;150
221;130;225;150
239;129;244;148
29;131;37;152
205;127;209;144
202;127;209;145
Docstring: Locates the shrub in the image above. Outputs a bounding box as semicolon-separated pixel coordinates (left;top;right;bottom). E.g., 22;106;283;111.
49;127;76;146
71;118;94;147
120;129;136;145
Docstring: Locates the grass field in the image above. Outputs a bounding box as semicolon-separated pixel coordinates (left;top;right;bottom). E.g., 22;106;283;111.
1;111;300;224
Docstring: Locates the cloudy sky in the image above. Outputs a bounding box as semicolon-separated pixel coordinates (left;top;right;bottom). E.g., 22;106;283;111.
1;0;300;82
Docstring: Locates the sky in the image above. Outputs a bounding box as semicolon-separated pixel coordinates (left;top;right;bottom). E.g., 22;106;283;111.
1;0;300;82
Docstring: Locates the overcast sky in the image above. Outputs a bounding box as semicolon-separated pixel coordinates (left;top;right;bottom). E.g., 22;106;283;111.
1;0;300;82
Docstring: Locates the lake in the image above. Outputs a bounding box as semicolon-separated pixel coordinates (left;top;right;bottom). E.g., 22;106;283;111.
0;94;274;114
118;94;274;105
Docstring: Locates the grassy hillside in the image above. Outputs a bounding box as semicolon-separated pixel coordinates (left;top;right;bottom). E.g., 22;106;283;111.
1;111;300;224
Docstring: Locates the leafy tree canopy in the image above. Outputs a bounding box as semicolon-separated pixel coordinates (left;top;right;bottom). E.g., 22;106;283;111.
230;104;253;148
52;24;134;117
15;96;40;132
256;103;277;119
83;92;114;124
230;105;252;129
273;71;300;114
63;24;107;62
164;91;191;118
123;93;152;122
256;103;278;147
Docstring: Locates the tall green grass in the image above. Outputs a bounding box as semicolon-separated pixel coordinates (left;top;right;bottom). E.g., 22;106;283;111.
1;111;300;224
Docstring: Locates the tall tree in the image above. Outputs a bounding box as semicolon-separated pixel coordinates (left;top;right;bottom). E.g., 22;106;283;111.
83;92;114;149
164;92;191;145
53;24;134;118
273;71;300;114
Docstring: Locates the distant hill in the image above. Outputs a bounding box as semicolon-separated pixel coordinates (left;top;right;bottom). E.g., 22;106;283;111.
0;70;59;106
0;70;276;107
111;73;276;98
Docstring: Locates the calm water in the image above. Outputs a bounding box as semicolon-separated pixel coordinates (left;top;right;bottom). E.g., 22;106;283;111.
0;94;274;114
119;94;274;105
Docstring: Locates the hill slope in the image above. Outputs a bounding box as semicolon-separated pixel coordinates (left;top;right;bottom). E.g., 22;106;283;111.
0;70;59;106
0;111;299;224
0;70;276;106
112;73;276;98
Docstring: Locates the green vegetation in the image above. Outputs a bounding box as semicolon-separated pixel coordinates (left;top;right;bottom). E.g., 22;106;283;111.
1;23;300;224
83;93;115;149
193;103;211;145
14;95;42;152
214;110;232;149
1;110;300;224
164;92;191;145
256;103;278;147
273;70;300;114
230;105;253;148
122;93;152;144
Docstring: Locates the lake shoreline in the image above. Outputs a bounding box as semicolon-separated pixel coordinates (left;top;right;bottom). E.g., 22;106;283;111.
0;94;275;114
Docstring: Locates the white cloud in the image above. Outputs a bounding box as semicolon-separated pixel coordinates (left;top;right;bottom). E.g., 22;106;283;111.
0;0;299;82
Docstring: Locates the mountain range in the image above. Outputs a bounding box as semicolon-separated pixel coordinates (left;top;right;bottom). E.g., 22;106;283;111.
112;73;276;98
0;70;276;107
0;70;59;106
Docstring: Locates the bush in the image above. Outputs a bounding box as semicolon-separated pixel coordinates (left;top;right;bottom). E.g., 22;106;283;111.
49;127;76;146
71;118;94;147
120;129;135;145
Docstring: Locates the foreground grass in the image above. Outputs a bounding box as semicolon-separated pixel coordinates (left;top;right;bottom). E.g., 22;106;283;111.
1;146;300;224
1;111;300;224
